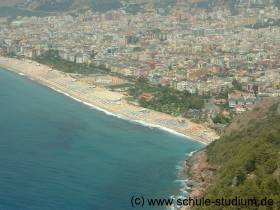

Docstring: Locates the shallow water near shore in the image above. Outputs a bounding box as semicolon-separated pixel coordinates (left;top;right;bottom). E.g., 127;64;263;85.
0;68;203;210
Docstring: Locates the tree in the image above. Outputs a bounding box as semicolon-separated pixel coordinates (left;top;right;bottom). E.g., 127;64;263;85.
90;50;97;59
232;79;242;90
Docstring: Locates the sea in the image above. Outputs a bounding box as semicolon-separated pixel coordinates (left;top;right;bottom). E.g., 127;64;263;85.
0;67;203;210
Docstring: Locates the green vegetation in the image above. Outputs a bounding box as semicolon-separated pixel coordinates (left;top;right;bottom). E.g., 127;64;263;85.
128;78;205;116
196;99;280;210
133;47;144;52
212;112;231;124
36;50;110;74
108;83;132;90
127;35;139;45
232;78;242;91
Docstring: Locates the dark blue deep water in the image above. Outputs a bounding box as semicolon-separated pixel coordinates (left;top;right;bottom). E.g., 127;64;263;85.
0;68;203;210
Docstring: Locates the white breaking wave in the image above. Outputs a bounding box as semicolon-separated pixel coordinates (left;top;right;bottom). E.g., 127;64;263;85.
188;150;197;157
170;150;198;210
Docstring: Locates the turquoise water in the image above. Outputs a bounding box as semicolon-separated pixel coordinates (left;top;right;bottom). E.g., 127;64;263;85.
0;68;203;210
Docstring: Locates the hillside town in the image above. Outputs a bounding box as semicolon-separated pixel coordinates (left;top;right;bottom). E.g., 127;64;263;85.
1;0;280;126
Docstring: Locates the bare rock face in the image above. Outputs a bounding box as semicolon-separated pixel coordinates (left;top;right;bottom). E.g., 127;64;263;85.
185;150;215;198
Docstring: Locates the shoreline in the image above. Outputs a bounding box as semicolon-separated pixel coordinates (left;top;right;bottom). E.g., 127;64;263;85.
0;56;219;145
51;86;191;140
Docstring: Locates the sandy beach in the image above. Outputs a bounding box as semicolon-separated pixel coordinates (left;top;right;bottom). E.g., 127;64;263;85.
0;56;219;144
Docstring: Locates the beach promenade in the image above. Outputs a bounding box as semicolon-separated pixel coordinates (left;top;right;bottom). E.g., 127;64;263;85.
0;56;219;144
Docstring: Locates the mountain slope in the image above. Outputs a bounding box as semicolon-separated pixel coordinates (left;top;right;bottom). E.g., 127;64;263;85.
191;97;280;210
